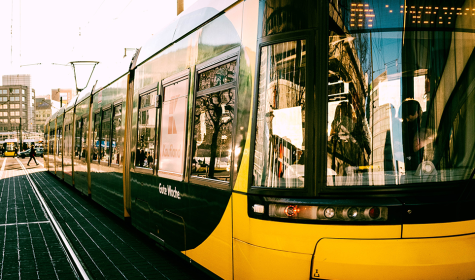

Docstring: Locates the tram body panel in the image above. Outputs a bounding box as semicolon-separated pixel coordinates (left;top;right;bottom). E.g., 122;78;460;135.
233;238;312;280
312;235;475;280
186;198;233;280
73;97;91;195
42;0;475;279
63;109;74;186
47;120;56;173
232;193;401;254
130;0;242;259
403;220;475;238
89;79;127;219
55;112;64;180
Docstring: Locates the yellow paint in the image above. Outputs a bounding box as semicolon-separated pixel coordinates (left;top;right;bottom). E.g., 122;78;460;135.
186;197;233;280
403;219;475;238
234;238;312;280
312;235;475;279
4;151;16;157
233;193;401;254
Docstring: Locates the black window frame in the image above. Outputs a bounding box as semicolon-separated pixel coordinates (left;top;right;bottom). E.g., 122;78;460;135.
189;47;240;190
248;30;318;198
157;70;189;181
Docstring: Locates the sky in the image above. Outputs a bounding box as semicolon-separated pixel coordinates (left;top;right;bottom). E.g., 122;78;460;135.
0;0;198;100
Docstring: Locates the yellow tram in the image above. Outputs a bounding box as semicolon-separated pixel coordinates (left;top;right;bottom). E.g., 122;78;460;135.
44;0;475;279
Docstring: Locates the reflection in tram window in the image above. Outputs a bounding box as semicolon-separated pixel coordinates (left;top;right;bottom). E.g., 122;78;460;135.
327;0;475;186
57;127;62;155
198;61;236;91
192;89;234;181
137;93;156;169
253;40;306;189
81;118;88;159
64;123;72;159
101;108;112;164
75;119;82;158
111;105;122;166
159;80;187;177
93;113;101;161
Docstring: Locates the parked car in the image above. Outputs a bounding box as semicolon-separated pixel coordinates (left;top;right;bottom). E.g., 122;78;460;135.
18;148;44;158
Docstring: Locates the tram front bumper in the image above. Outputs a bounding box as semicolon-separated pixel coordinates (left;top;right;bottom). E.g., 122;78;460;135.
311;234;475;280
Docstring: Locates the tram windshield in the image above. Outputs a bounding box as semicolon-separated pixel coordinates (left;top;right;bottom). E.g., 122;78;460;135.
327;0;475;187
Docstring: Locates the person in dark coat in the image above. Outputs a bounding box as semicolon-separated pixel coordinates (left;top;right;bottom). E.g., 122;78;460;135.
27;145;39;166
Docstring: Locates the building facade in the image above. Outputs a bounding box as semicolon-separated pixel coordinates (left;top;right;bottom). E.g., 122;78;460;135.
0;85;29;133
2;74;34;131
35;97;52;133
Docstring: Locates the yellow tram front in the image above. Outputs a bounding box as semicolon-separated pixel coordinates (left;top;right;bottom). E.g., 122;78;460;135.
235;0;475;279
3;140;18;157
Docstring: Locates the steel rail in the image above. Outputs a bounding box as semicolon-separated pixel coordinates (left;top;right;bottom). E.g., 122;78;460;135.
16;158;91;280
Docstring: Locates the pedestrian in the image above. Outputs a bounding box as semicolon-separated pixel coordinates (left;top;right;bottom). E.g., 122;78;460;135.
27;145;39;166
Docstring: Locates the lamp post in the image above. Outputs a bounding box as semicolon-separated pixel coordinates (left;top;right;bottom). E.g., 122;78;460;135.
70;61;99;95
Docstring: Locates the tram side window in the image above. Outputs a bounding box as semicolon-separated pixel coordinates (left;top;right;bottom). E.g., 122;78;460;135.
93;113;101;161
158;79;188;179
57;127;62;156
101;108;112;165
64;124;69;158
191;60;237;182
49;127;54;155
75;119;82;159
253;40;306;189
136;93;156;169
81;117;88;160
111;105;123;166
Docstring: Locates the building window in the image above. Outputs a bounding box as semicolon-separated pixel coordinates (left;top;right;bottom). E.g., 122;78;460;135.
13;89;19;94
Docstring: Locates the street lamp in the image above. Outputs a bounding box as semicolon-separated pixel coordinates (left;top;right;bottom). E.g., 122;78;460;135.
70;61;99;94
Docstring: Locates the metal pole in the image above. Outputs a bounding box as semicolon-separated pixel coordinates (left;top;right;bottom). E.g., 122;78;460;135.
20;117;22;151
177;0;184;15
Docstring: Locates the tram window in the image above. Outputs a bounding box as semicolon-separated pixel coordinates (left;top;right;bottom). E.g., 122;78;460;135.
49;128;54;155
158;79;188;179
111;105;122;166
253;40;306;189
64;125;69;158
75;119;82;159
327;1;475;187
81;117;88;160
57;127;62;155
101;108;112;165
191;60;237;183
137;93;156;169
93;113;101;162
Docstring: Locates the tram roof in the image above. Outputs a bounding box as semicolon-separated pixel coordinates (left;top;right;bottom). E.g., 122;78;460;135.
136;0;239;67
65;95;79;111
76;88;92;105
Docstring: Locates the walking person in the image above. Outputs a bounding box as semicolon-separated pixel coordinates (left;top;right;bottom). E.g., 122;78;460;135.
27;145;39;166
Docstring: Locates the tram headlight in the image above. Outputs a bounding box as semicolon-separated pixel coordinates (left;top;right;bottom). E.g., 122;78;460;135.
284;205;299;217
347;207;358;219
324;207;336;219
268;204;388;222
